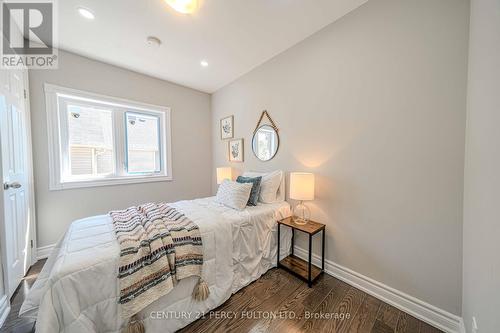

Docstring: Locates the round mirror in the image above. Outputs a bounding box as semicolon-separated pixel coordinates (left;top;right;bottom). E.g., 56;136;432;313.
252;125;280;161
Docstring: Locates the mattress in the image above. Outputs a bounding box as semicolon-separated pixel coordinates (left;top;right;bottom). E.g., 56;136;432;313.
20;197;292;333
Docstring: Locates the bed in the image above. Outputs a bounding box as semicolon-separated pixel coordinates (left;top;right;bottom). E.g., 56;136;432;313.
20;176;292;333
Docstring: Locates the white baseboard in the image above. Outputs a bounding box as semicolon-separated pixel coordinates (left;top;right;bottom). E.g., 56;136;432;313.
0;295;10;328
293;246;463;333
458;318;466;333
36;244;56;260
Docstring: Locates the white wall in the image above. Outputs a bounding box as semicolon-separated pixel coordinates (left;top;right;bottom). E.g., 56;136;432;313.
462;0;500;331
30;50;212;248
212;0;469;315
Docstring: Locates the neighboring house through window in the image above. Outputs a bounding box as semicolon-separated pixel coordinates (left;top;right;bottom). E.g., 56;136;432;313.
45;84;172;190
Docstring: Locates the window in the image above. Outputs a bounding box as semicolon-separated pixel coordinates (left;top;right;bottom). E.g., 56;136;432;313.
125;112;161;173
45;84;172;190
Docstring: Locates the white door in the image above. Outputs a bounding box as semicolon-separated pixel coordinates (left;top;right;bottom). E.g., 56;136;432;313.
0;68;31;296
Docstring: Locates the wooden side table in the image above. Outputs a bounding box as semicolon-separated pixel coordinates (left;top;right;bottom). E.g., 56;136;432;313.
277;217;325;287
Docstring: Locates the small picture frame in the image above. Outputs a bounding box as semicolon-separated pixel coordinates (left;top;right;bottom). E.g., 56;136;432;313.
228;138;244;162
220;115;234;140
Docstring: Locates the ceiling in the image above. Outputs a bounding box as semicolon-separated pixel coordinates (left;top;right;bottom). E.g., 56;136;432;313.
56;0;368;93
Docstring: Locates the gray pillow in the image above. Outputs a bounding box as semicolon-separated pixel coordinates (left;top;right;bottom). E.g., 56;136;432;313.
236;176;262;206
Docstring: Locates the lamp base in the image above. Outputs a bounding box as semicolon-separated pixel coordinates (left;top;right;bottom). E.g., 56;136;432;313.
292;201;310;225
292;217;308;225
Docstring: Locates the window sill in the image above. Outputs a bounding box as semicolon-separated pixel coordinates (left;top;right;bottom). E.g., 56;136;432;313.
49;174;173;191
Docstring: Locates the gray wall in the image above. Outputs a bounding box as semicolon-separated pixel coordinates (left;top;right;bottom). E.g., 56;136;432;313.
30;50;212;248
212;0;469;314
462;0;500;331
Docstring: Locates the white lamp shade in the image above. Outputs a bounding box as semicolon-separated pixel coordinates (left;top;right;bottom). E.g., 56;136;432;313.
289;172;315;201
216;167;233;184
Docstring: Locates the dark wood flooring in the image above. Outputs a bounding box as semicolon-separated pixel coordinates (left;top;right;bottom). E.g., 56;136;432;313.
2;261;442;333
1;260;45;333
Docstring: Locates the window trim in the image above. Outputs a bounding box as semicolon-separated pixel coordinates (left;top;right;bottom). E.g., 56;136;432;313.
45;83;173;191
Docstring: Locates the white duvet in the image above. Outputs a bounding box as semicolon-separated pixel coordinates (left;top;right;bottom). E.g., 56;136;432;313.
20;197;291;333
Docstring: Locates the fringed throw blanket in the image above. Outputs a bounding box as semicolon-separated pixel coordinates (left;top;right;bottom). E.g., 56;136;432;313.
110;202;209;330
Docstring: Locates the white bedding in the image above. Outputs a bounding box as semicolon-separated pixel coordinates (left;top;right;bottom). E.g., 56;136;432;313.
20;197;291;333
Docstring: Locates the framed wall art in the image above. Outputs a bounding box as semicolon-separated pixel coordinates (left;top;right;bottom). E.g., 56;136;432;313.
220;115;234;139
228;138;244;162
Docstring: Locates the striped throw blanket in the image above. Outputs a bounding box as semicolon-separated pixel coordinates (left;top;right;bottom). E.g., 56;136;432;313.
110;202;208;324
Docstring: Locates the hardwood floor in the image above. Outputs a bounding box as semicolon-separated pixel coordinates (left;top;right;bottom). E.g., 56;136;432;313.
1;260;45;333
179;270;442;333
2;261;442;333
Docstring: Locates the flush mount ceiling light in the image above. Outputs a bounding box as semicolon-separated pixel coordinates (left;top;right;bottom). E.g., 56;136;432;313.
165;0;198;14
147;36;162;47
77;7;95;20
200;60;208;67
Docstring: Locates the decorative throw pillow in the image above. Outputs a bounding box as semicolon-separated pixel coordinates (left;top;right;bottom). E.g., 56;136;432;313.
236;176;262;206
243;170;282;203
215;179;253;210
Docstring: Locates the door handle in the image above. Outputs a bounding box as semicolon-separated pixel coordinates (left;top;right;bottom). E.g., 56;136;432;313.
3;182;21;190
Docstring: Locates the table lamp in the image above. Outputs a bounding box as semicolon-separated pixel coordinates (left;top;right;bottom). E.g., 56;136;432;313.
289;172;315;225
216;167;233;184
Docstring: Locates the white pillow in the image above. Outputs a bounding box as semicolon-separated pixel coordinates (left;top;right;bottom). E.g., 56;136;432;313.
242;170;282;203
215;179;253;210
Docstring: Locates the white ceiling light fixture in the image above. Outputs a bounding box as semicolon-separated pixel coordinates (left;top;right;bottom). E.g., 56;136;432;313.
200;60;208;67
147;36;162;47
165;0;198;14
77;7;95;20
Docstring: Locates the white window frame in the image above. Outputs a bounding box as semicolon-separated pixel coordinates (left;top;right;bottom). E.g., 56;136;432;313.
45;83;172;190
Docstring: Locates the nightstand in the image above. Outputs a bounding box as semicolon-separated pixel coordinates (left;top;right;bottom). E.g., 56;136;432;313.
277;217;325;287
